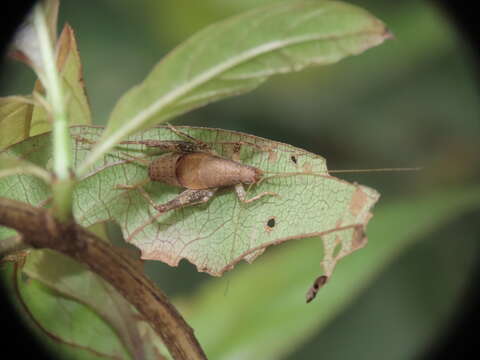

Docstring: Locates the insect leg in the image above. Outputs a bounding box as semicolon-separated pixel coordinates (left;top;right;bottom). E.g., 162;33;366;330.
115;179;151;193
117;181;217;213
153;188;218;213
234;183;279;204
119;139;206;154
166;123;212;152
229;141;279;203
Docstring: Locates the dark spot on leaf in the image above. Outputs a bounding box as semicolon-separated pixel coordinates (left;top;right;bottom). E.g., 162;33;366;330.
291;155;298;164
267;218;275;228
264;216;276;232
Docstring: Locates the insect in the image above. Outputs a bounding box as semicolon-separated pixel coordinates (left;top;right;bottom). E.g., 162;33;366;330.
114;125;279;215
109;124;420;217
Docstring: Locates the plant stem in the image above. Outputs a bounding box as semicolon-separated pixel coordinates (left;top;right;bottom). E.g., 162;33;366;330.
0;197;207;360
33;2;74;222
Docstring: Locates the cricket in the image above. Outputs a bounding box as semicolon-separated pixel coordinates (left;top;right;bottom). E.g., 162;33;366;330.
112;124;281;216
100;124;419;218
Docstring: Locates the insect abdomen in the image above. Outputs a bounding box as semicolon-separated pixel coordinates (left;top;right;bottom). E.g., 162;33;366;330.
148;152;262;190
177;153;262;189
148;153;183;187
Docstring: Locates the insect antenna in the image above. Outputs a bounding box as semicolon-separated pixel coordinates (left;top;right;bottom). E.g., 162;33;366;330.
258;167;422;185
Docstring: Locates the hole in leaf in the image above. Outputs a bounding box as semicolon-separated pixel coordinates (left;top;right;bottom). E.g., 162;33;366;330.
291;155;298;164
267;218;275;228
265;216;276;232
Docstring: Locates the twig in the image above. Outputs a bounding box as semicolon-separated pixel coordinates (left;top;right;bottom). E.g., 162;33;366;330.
0;197;207;360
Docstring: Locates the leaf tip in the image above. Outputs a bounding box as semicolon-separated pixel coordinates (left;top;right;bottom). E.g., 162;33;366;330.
383;27;395;41
305;275;328;303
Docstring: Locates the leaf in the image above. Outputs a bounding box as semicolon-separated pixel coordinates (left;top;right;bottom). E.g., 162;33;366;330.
0;145;52;243
81;0;390;173
21;249;167;359
176;186;480;359
1;126;378;283
6;17;91;138
0;152;51;183
0;96;34;149
0;133;52;242
0;262;133;359
30;23;92;136
9;0;59;73
44;0;60;44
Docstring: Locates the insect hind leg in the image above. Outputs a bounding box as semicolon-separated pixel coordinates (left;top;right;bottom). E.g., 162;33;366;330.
166;123;212;152
234;183;279;204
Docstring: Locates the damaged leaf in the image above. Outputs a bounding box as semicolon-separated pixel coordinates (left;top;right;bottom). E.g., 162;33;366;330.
1;126;379;288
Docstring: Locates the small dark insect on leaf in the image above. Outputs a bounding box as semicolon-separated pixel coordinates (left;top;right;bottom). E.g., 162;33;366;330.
306;275;328;303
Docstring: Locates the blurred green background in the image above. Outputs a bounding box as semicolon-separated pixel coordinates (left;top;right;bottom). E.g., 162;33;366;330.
1;0;479;359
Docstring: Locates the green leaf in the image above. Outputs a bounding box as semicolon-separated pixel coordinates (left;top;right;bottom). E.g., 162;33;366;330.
20;249;167;359
0;262;132;359
0;96;33;149
30;23;92;136
55;24;92;126
2;20;91;151
80;0;390;174
2;126;377;283
176;186;480;359
0;153;51;183
0;133;51;242
44;0;60;44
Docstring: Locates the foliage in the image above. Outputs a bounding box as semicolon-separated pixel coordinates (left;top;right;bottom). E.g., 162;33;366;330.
1;0;478;359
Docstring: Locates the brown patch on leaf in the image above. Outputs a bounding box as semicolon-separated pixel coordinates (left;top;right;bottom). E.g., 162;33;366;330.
351;226;367;250
268;150;278;163
302;162;313;173
349;187;369;216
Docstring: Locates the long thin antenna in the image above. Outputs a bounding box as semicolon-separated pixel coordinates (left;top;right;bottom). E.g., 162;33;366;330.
259;167;421;184
328;167;422;174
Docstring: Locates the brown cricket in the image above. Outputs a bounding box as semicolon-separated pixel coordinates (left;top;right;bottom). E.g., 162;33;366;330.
116;125;278;214
115;125;419;217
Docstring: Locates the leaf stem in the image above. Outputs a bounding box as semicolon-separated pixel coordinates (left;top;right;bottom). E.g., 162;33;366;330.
33;2;74;221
